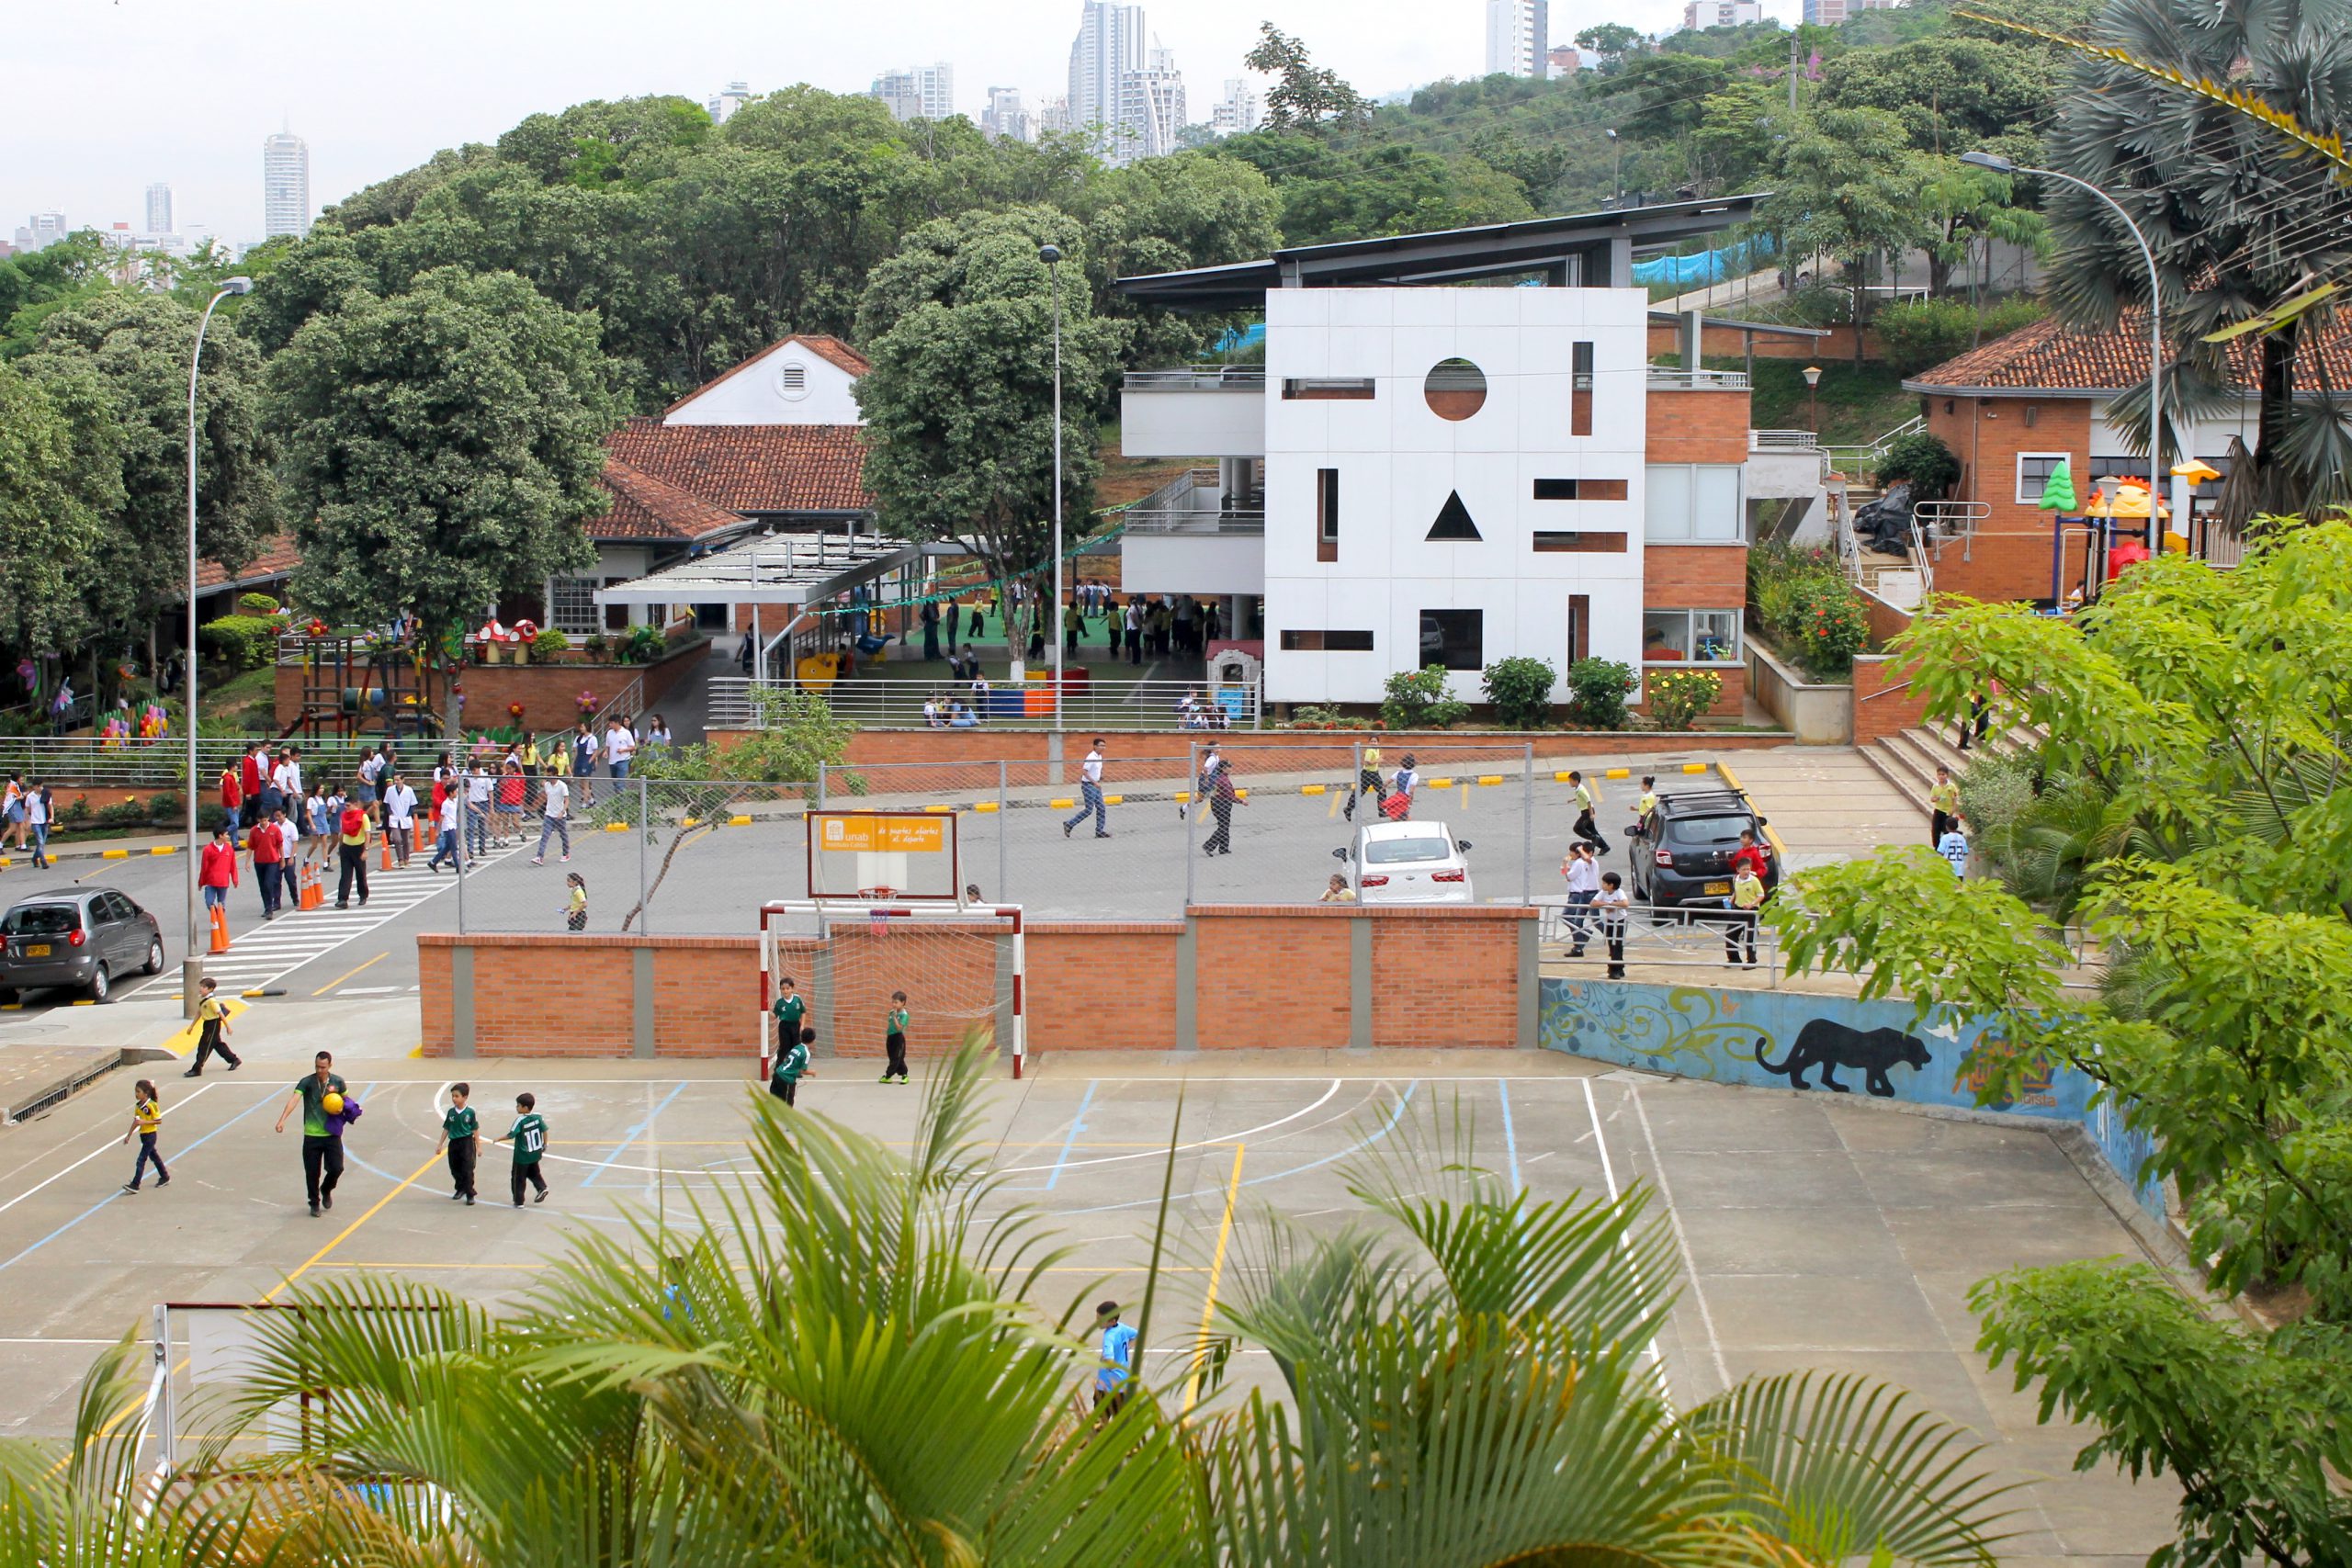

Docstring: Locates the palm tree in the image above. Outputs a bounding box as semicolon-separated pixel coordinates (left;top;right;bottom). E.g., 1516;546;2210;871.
2036;0;2352;518
2;1045;2012;1564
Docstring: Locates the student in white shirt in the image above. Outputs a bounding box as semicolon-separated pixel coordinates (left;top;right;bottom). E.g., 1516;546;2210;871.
1062;739;1111;840
534;774;572;865
1594;871;1633;978
605;720;637;780
381;773;417;867
465;767;494;859
1561;842;1601;957
272;750;303;800
428;788;463;874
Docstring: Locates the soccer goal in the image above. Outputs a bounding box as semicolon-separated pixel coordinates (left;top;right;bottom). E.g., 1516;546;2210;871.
758;900;1028;1079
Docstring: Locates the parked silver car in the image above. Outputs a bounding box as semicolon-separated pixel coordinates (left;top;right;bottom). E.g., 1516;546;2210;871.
1333;820;1476;905
0;889;166;1003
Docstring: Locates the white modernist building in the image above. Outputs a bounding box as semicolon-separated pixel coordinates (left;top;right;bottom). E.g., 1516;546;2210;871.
262;128;310;240
1067;0;1185;165
1113;199;1769;716
1486;0;1549;77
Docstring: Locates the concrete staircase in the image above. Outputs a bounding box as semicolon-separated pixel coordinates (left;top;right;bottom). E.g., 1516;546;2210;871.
1862;717;2043;820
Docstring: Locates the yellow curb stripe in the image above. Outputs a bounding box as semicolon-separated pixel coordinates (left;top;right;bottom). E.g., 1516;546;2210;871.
1301;784;1326;795
1182;1143;1247;1416
1680;761;1708;773
1603;767;1632;779
101;849;129;860
151;845;178;855
1476;774;1504;786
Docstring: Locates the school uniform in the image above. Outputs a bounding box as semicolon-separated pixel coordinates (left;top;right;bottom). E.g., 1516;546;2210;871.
442;1102;479;1201
504;1111;549;1204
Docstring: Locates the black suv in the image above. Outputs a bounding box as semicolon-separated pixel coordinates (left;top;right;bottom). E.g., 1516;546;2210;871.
1628;789;1778;910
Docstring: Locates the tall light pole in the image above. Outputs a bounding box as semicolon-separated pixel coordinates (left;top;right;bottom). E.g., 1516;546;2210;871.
185;276;252;1017
1039;243;1066;732
1801;364;1821;434
1606;129;1621;205
1961;151;2164;548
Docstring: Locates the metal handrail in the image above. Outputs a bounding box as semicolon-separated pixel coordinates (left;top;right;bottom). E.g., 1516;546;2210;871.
1124;367;1266;391
708;675;1261;732
1646;368;1750;390
1914;500;1991;560
1121;510;1266;535
1749;428;1820;450
1540;900;1781;984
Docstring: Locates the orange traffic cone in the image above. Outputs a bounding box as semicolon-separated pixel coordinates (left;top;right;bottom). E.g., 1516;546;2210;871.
208;906;230;953
413;818;430;853
379;832;394;871
299;863;320;910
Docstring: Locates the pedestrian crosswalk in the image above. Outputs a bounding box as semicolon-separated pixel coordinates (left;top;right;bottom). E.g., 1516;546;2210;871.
123;848;514;1000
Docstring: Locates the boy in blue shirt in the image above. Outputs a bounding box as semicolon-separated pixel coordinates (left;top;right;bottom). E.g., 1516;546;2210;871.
1093;1300;1139;1417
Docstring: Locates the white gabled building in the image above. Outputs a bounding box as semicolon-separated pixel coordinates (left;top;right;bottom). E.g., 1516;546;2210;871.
1112;199;1768;718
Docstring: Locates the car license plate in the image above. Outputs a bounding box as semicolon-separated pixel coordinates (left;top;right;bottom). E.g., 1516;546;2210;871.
1702;882;1730;897
24;943;49;957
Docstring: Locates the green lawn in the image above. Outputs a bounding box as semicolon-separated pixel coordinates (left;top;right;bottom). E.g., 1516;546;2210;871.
197;665;278;733
1741;357;1920;446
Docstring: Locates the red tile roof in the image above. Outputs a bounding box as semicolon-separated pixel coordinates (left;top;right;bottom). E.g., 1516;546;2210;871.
605;419;873;514
197;533;300;592
594;457;754;542
1906;309;2352;394
660;334;872;417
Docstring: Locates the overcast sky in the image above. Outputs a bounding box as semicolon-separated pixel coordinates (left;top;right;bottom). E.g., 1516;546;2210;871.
6;0;1744;246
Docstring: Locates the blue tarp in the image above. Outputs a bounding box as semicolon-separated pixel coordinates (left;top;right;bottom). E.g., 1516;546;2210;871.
1633;232;1776;288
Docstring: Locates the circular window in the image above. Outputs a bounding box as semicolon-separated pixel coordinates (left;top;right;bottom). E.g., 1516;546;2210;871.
777;361;810;400
1423;357;1487;421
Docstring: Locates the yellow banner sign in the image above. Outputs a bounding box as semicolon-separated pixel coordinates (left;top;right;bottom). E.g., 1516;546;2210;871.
817;814;946;854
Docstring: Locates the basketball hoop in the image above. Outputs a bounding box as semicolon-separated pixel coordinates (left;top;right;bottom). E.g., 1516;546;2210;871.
856;886;898;899
868;910;889;939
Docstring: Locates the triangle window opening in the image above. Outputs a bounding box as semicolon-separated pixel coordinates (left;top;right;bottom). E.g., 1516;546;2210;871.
1428;491;1482;542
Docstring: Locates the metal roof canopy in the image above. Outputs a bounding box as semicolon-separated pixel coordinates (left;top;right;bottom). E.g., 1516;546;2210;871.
1114;193;1770;310
1647;310;1827;340
594;532;921;606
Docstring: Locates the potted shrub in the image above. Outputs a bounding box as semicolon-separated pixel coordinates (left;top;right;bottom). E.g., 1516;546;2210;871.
583;632;611;662
1564;658;1637;729
533;627;571;662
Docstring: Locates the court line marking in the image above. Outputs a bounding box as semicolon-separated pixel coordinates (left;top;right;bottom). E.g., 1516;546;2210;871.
582;1081;688;1189
1182;1143;1246;1415
1054;1081;1416;1216
266;1151;442;1302
999;1079;1340;1177
0;1084;221;1217
311;951;388;997
0;1090;275;1277
1042;1080;1098;1191
1627;1082;1728;1396
1498;1080;1522;1198
1580;1077;1664;1378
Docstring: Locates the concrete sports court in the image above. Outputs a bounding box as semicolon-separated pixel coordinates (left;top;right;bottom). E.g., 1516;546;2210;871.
0;1046;2174;1562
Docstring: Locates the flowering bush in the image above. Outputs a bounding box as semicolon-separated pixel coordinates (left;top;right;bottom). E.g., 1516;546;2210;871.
1790;578;1870;680
1646;669;1723;730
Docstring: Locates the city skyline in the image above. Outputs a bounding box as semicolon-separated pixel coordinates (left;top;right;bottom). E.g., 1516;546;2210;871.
4;0;1778;246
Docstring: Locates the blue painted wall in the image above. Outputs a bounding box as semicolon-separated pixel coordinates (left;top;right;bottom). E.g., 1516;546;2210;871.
1541;978;2164;1217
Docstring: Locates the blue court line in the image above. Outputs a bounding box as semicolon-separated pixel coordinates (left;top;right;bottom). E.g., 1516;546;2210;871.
1058;1081;1419;1216
0;1089;280;1277
1043;1080;1099;1192
1498;1080;1522;1198
581;1081;689;1189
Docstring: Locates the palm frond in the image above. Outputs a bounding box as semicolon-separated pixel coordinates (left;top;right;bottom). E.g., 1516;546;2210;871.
1685;1371;2018;1565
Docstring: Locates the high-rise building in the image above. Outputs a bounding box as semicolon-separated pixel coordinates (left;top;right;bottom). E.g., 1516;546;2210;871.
707;81;753;123
262;127;311;240
1067;2;1186;166
1485;0;1548;77
143;182;174;238
982;86;1036;141
870;63;956;122
22;211;69;250
1037;95;1074;136
1802;0;1897;22
1683;0;1761;25
1210;78;1264;138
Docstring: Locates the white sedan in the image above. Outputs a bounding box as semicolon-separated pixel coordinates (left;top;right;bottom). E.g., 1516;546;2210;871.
1333;820;1476;905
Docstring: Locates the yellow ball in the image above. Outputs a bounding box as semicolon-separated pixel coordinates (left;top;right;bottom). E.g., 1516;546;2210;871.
322;1092;345;1116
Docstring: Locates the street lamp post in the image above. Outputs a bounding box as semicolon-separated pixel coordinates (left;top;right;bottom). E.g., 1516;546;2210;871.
1606;129;1622;205
184;276;252;1018
1801;364;1822;435
1039;243;1066;734
1961;151;2164;547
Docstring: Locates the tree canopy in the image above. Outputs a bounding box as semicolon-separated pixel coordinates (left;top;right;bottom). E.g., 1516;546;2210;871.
270;266;619;713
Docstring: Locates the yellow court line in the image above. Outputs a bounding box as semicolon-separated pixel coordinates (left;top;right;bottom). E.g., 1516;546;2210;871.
266;1151;442;1303
1182;1143;1247;1416
311;950;388;997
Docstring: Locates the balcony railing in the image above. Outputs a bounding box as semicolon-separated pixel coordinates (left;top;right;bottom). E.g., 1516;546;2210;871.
710;676;1261;731
1122;509;1266;536
1647;367;1750;390
1124;367;1267;392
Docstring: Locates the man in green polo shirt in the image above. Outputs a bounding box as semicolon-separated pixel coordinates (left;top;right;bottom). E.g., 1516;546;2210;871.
274;1050;348;1217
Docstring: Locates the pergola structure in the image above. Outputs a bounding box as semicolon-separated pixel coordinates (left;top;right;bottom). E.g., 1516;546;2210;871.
594;531;922;673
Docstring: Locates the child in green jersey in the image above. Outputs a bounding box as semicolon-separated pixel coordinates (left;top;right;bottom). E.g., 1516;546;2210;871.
436;1082;480;1205
882;991;910;1085
773;1026;815;1107
494;1091;549;1207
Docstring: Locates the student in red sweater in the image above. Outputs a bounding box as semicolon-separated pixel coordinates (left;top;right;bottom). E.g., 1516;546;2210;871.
198;827;240;919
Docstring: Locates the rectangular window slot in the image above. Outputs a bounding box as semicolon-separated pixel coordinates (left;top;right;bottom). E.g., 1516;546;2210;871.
1316;468;1340;563
1572;342;1594;435
1533;531;1627;553
1283;378;1377;400
1280;629;1375;651
1533;479;1629;501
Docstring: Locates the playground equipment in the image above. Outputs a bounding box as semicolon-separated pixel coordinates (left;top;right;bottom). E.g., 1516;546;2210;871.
283;635;441;743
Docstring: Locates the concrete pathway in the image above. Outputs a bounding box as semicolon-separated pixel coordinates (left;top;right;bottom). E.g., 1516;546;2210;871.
1718;745;1931;871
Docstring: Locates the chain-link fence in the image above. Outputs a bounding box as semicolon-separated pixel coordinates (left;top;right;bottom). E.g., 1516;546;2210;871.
445;747;1716;933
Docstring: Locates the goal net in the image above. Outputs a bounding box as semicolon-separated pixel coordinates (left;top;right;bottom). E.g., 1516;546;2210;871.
758;901;1028;1079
